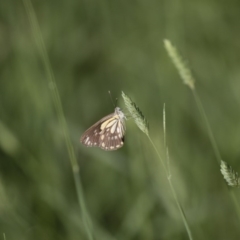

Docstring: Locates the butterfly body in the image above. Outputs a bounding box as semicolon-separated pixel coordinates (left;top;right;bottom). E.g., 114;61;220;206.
80;107;126;151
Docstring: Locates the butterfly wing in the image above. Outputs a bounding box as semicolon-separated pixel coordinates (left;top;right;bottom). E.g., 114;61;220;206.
80;112;125;151
80;113;114;148
98;116;125;151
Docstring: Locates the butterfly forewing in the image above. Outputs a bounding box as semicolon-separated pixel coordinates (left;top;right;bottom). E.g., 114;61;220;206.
80;108;125;151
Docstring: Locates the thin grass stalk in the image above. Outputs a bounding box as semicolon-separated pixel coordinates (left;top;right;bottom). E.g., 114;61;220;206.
164;39;240;220
122;92;193;240
162;105;192;239
163;104;171;176
147;136;193;240
230;191;240;214
163;103;167;149
22;1;93;239
192;90;221;164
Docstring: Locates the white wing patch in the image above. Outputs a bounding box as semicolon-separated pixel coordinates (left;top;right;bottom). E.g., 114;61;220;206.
110;122;118;134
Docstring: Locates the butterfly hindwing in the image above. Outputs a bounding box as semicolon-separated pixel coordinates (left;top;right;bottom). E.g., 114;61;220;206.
80;123;101;147
80;113;113;148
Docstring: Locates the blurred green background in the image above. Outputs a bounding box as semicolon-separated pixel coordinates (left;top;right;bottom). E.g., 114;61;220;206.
1;0;240;239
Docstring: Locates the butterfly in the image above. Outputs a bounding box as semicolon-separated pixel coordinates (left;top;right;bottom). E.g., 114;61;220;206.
80;107;126;151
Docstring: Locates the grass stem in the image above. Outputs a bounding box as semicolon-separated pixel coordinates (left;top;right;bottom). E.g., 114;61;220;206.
192;90;221;164
164;38;240;221
122;92;193;240
22;0;93;239
147;136;193;240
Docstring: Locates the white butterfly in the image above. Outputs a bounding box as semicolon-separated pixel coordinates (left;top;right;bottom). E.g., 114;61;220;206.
80;107;126;151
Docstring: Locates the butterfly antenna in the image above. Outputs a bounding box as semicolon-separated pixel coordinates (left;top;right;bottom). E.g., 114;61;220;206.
108;91;116;108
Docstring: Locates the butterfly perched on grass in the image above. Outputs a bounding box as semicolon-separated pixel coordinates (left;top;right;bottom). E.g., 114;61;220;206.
80;107;126;151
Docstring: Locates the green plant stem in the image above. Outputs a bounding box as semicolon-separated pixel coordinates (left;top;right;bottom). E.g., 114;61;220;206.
191;89;240;220
22;1;93;239
165;38;240;224
192;89;221;164
147;136;193;240
230;191;240;216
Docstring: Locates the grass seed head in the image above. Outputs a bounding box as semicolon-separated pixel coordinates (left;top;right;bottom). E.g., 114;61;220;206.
220;160;240;187
122;92;149;136
164;39;195;90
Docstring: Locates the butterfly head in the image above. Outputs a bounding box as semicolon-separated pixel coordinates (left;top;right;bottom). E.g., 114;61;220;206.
115;107;125;120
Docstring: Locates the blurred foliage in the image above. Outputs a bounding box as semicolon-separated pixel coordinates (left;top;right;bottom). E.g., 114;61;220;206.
1;0;240;239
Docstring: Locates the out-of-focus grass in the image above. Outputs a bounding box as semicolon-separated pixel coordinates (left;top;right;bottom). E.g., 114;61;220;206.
122;91;193;240
1;0;240;239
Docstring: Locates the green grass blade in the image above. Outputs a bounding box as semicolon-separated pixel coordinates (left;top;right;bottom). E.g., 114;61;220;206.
22;0;93;239
164;38;240;221
122;92;193;240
